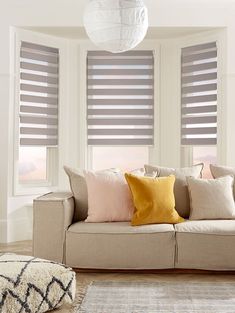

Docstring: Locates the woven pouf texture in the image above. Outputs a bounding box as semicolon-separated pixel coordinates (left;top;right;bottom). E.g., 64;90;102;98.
0;253;76;313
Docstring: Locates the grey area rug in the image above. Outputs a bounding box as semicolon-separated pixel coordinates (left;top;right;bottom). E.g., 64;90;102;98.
77;281;235;313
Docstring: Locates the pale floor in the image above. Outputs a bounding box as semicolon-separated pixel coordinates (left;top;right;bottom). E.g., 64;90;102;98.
1;241;235;312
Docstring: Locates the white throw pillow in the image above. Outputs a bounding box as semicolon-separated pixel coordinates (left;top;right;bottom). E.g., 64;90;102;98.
187;176;235;220
130;168;157;177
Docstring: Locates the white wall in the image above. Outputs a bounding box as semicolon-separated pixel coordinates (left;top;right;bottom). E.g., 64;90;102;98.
1;0;235;243
0;25;11;243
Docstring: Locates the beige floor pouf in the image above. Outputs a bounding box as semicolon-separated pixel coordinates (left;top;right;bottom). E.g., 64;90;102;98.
0;253;76;313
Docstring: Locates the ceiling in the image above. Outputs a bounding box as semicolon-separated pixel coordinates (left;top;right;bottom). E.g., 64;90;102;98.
26;26;217;40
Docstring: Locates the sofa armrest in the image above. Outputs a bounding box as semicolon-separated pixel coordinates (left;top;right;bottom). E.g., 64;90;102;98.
33;192;74;263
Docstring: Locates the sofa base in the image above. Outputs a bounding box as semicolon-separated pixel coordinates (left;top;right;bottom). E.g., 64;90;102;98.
33;193;235;271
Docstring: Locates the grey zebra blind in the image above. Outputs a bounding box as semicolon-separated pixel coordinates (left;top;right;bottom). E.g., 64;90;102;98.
181;42;217;145
87;50;154;146
19;41;59;146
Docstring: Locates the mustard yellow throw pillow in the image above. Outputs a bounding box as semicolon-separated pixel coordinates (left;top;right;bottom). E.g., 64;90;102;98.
125;173;184;226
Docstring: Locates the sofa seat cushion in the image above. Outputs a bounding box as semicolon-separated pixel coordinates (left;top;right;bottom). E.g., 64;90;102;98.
68;221;174;234
66;222;175;269
175;220;235;235
175;220;235;270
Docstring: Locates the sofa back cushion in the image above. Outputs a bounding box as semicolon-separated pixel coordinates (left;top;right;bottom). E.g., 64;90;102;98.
144;163;204;218
210;164;235;196
64;166;88;222
84;170;134;222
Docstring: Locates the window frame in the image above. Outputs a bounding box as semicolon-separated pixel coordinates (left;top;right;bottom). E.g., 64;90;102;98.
79;41;161;171
179;31;226;167
12;29;61;196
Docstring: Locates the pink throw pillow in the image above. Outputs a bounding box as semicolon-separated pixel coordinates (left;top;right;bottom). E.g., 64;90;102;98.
84;170;134;222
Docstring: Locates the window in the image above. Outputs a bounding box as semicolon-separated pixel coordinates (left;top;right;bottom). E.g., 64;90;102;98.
193;146;217;178
87;50;154;170
91;146;149;171
181;41;218;173
17;41;59;187
19;147;47;182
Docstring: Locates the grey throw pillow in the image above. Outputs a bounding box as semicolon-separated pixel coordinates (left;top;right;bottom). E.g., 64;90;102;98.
144;163;204;218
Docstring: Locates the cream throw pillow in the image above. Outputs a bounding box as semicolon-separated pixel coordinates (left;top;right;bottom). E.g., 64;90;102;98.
187;176;235;220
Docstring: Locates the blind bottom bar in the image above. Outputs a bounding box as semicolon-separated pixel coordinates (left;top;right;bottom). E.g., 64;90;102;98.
88;138;153;145
181;138;217;145
20;138;58;146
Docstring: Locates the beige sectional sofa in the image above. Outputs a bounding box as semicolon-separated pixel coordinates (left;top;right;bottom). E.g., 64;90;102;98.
33;192;235;271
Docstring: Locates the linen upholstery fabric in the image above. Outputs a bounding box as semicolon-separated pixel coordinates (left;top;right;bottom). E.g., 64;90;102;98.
210;164;235;195
84;170;134;222
33;192;74;263
144;163;203;218
187;176;235;220
64;166;88;222
125;174;184;226
175;220;235;270
66;222;175;269
0;253;76;313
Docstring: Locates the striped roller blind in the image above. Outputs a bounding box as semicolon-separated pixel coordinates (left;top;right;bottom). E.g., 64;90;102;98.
181;42;217;145
87;50;154;146
19;41;59;146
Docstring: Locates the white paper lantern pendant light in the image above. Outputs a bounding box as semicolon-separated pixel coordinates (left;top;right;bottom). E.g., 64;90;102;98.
84;0;148;53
